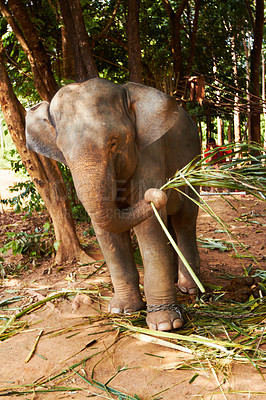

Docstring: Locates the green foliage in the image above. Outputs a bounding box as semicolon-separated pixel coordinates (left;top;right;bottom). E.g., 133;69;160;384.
0;222;57;259
2;29;39;102
1;180;44;214
83;227;95;237
1;0;264;101
0;149;44;214
8;148;25;173
140;0;171;77
0;126;16;169
82;0;129;82
1;0;264;143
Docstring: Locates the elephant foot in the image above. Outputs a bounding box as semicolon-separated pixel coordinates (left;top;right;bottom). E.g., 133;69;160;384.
108;295;145;315
146;303;184;331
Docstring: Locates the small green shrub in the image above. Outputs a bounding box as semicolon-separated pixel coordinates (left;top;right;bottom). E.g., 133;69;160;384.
0;222;58;258
0;261;28;278
0;149;44;214
1;180;44;214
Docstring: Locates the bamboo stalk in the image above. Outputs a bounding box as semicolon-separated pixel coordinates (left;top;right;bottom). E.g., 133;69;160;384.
130;332;192;354
207;358;228;400
25;329;43;363
115;322;255;352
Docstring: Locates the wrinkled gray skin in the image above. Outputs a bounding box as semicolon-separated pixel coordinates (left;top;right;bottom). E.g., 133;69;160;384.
26;78;200;331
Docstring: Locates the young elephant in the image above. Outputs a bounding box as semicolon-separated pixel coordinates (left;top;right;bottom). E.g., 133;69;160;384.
26;78;200;331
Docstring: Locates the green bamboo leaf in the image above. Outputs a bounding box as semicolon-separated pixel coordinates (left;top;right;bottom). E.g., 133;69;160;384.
0;315;15;335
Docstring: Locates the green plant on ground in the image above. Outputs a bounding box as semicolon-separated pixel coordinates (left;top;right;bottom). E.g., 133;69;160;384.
0;222;59;259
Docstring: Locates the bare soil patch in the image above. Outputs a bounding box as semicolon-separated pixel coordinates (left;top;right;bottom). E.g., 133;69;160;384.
0;174;265;399
0;170;25;203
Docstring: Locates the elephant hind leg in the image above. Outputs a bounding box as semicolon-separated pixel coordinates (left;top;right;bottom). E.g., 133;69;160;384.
171;198;200;294
167;216;178;283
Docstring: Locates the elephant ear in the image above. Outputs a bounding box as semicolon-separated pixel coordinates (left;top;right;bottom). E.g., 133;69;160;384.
124;82;178;150
26;101;67;165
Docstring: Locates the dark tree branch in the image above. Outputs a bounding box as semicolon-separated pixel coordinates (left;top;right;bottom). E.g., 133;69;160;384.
243;0;255;31
93;0;121;42
100;35;128;50
58;0;98;81
249;0;264;144
186;0;202;76
126;0;143;83
161;0;189;79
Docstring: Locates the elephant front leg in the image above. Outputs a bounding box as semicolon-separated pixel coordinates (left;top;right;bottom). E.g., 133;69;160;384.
93;223;145;314
134;212;184;331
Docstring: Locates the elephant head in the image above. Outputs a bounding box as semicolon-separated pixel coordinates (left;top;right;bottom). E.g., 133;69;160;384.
26;78;177;233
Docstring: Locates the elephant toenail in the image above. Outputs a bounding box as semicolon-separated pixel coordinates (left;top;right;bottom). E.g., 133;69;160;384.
158;322;172;331
124;309;134;315
173;319;183;329
179;286;188;293
150;323;157;330
111;307;121;314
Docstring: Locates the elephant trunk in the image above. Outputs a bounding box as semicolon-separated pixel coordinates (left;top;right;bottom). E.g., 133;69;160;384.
70;160;159;234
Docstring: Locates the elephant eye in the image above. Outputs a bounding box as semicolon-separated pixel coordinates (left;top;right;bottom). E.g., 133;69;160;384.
109;137;118;152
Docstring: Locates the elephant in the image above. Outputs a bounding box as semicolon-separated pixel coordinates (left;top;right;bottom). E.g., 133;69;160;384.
25;78;201;331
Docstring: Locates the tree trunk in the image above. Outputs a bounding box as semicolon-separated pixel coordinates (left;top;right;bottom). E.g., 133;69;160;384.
243;32;251;141
162;0;193;97
0;44;93;264
186;0;202;76
213;61;223;145
58;0;98;81
206;111;211;140
217;117;224;145
227;123;233;143
231;37;241;143
126;0;143;83
249;0;264;144
61;24;76;81
162;0;188;80
262;54;266;148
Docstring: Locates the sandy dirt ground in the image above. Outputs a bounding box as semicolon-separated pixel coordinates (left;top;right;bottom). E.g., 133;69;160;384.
0;170;26;212
0;169;265;399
